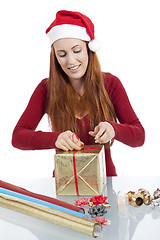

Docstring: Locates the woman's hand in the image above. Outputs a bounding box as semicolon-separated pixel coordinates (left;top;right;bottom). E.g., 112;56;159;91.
89;122;115;144
55;130;84;151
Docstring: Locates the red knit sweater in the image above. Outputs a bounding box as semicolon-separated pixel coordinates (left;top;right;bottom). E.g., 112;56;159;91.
12;73;145;176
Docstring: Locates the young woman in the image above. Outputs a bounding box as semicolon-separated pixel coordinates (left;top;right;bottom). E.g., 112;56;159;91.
12;10;145;176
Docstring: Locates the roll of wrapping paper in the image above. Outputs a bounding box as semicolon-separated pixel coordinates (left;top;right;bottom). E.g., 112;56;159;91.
0;187;85;218
0;180;84;213
0;193;102;238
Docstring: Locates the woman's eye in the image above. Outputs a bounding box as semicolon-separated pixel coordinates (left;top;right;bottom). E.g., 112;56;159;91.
73;49;81;54
59;53;66;57
57;51;66;57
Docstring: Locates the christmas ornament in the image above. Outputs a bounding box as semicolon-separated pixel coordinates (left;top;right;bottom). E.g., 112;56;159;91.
88;205;107;218
93;216;111;226
153;188;160;199
74;197;89;207
89;195;108;206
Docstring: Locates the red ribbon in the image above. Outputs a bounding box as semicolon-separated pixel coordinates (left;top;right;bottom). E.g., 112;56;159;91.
72;134;101;196
73;150;79;196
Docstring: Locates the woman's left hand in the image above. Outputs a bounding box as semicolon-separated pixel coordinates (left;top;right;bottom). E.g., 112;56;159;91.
89;122;115;144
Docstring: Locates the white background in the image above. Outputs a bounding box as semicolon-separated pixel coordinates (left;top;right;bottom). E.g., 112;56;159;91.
0;0;160;178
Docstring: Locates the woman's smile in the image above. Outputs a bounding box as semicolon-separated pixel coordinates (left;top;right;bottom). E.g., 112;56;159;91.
68;64;81;72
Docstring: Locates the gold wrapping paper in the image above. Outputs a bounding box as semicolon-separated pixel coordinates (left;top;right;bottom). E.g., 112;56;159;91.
0;193;102;238
54;145;106;195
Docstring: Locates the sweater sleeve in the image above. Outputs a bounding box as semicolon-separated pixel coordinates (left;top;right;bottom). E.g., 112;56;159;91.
12;79;61;150
104;73;145;147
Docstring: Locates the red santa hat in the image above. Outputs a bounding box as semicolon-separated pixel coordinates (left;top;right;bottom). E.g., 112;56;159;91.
46;10;100;52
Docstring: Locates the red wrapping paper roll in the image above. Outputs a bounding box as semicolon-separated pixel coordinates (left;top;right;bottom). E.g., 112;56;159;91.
0;180;84;213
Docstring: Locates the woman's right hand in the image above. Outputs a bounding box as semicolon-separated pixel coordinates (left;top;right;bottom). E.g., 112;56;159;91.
55;130;84;151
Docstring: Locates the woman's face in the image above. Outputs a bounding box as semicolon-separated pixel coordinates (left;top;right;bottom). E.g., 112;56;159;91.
53;38;89;83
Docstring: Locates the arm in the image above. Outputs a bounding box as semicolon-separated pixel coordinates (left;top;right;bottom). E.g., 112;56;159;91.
90;73;145;147
105;73;145;147
12;79;61;150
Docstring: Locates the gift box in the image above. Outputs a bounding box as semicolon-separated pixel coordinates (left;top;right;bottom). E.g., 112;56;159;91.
54;145;106;196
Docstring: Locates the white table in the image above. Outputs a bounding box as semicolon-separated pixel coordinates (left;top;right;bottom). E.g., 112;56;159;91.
0;176;160;240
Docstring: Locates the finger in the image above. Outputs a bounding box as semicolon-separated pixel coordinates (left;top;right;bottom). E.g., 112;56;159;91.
72;133;79;143
58;144;69;151
89;124;99;136
64;137;82;150
72;134;83;147
76;140;84;147
61;146;69;151
63;141;74;150
95;132;110;144
89;131;97;136
66;137;82;150
95;128;106;140
94;125;99;133
71;133;85;148
58;133;82;150
80;141;84;147
56;139;72;151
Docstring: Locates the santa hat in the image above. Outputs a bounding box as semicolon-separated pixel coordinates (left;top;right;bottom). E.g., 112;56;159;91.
46;10;100;52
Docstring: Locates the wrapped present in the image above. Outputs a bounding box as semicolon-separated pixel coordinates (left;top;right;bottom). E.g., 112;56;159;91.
54;145;106;196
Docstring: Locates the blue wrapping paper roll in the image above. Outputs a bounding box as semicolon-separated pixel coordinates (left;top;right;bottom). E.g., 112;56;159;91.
0;187;86;218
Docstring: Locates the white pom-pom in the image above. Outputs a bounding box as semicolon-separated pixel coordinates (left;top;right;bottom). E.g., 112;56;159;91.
88;39;101;52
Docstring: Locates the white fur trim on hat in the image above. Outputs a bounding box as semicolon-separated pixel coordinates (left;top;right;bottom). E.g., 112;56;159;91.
47;24;91;45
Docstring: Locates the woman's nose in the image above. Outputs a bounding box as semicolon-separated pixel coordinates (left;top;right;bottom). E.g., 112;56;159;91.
67;52;76;65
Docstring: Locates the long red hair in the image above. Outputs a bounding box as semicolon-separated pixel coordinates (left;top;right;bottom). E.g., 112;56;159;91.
46;45;117;139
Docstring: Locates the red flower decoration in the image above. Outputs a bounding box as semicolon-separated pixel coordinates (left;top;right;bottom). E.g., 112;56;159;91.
90;195;108;205
74;197;89;206
93;216;111;226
